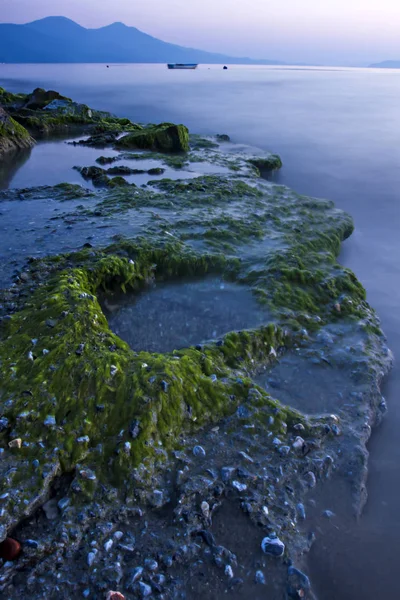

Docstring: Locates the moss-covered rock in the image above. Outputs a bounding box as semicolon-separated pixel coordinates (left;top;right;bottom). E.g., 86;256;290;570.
0;107;35;157
117;123;189;153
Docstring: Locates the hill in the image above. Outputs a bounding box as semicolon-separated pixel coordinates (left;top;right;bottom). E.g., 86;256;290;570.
0;16;284;65
369;60;400;68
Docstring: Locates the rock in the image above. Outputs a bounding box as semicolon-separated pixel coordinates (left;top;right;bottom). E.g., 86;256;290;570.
221;466;235;482
225;565;234;578
0;417;9;432
293;436;305;451
248;155;283;171
87;550;98;566
106;592;125;600
0;107;34;157
44;415;56;427
104;539;114;552
8;438;22;449
304;471;317;488
323;509;335;519
287;566;311;598
129;420;140;439
193;445;206;457
255;570;266;584
42;498;59;520
138;581;152;597
117;123;189;153
77;435;90;444
279;445;290;456
296;503;306;520
24;88;69;109
144;558;158;572
216;134;230;141
149;489;164;508
0;537;21;561
232;480;247;492
261;535;285;557
201;501;210;519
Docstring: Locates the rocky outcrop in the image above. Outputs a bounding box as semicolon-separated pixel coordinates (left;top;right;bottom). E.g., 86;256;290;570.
0;107;34;157
117;123;189;153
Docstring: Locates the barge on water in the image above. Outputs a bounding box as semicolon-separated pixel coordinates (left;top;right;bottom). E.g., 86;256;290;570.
167;63;198;69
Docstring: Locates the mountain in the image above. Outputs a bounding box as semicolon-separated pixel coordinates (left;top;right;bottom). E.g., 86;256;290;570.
369;60;400;69
0;16;284;65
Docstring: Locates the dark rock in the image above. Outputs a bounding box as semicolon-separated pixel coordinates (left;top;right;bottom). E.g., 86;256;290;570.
287;566;311;598
130;419;140;439
117;123;189;153
261;535;285;557
0;537;21;561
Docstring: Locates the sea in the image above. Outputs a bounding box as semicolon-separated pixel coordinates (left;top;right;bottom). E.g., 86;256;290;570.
1;63;400;598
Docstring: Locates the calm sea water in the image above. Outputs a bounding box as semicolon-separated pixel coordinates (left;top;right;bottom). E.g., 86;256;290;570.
1;63;400;598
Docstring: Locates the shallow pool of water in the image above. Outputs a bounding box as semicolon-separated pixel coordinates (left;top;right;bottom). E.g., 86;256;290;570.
102;277;270;353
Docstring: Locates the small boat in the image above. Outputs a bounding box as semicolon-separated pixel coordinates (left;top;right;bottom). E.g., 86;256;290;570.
167;63;198;70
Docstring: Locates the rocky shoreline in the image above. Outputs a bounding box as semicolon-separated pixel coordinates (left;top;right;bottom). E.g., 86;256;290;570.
0;88;393;599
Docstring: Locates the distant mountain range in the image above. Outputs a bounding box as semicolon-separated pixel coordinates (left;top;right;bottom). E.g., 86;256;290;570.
369;61;400;69
0;16;284;65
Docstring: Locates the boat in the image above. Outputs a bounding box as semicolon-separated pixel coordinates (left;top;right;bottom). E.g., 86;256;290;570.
167;63;198;70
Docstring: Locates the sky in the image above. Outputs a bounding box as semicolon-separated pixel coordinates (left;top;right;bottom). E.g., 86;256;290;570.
1;0;400;65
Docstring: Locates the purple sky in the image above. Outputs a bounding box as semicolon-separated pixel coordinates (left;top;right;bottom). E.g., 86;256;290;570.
2;0;400;65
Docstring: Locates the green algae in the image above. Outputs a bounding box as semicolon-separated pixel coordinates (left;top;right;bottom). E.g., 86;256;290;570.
116;123;190;153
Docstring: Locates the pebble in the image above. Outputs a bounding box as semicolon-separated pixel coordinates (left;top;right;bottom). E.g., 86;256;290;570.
44;415;56;427
106;592;125;600
0;538;21;561
287;566;311;597
149;490;164;508
76;343;85;356
138;581;152;597
296;503;306;520
114;531;124;541
144;558;158;572
77;435;90;444
110;365;118;377
232;480;247;492
293;423;305;431
8;438;22;449
201;501;210;519
161;380;169;392
225;565;234;579
323;510;335;519
87;550;98;566
104;539;114;552
261;535;285;557
210;374;218;382
193;445;206;457
42;498;59;520
221;466;235;482
304;471;317;488
129;420;140;439
239;450;254;463
58;497;70;511
255;570;266;584
279;445;290;457
292;436;305;451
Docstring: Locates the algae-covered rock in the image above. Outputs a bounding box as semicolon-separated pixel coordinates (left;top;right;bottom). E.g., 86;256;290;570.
24;88;71;110
117;123;189;153
0;107;34;157
249;154;283;171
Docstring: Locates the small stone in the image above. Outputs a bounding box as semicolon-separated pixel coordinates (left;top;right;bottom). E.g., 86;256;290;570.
293;423;305;431
221;466;235;482
144;558;158;572
225;565;234;578
161;380;169;392
279;445;290;456
77;435;90;444
261;535;285;557
58;497;70;511
8;438;22;449
114;531;124;541
82;589;90;598
201;501;210;519
104;539;113;552
323;510;335;519
110;365;118;377
87;550;98;566
331;424;341;436
44;415;56;427
0;417;9;432
24;539;39;548
262;505;269;516
42;498;59;520
129;420;140;439
149;489;164;508
76;343;85;356
46;319;57;328
273;437;282;446
334;303;341;312
296;503;306;520
27;351;34;361
193;445;206;457
239;451;253;463
255;570;266;585
287;566;311;598
210;374;218;382
232;480;247;492
0;538;21;561
304;471;316;488
128;566;144;585
123;441;131;455
32;459;40;469
106;592;125;600
138;582;152;597
292;436;305;451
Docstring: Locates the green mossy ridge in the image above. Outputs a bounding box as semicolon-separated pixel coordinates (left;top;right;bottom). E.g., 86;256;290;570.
0;107;35;156
0;244;293;491
116;123;190;153
0;87;27;106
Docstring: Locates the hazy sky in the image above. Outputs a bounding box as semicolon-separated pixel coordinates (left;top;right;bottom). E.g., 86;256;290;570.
1;0;400;65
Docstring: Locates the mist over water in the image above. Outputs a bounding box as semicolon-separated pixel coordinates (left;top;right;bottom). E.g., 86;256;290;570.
1;63;400;598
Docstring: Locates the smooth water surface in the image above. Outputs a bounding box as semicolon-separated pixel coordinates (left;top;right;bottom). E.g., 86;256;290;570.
102;278;268;353
1;63;400;598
